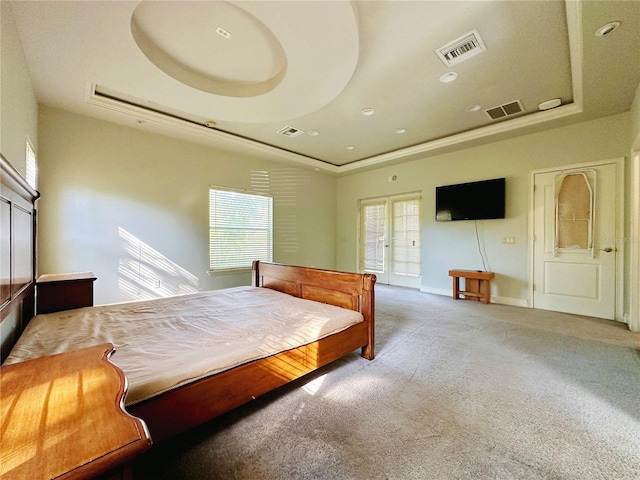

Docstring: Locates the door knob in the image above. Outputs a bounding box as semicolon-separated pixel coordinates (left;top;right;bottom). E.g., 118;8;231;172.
599;247;614;253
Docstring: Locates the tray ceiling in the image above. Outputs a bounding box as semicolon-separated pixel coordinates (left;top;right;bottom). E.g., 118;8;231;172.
9;1;640;174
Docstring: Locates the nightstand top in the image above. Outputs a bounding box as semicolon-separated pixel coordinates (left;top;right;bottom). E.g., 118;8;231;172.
36;272;97;283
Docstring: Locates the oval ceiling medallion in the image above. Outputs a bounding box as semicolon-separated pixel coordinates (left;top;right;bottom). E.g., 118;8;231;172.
131;1;287;97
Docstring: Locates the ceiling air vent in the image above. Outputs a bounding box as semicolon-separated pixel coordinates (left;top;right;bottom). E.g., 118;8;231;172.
276;126;305;138
485;100;525;120
436;30;486;66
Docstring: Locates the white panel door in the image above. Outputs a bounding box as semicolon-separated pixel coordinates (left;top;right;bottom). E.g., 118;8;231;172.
532;162;618;319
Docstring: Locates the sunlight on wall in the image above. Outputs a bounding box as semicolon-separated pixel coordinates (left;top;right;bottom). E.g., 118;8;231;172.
118;227;198;300
250;167;311;256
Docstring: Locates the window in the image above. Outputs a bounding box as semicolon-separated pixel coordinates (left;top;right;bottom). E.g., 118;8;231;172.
26;138;37;189
209;187;273;273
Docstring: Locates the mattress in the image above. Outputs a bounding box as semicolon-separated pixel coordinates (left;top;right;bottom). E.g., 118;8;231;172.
4;286;363;405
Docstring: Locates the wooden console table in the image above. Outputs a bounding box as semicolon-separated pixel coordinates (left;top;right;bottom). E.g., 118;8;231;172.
448;269;495;304
0;343;151;480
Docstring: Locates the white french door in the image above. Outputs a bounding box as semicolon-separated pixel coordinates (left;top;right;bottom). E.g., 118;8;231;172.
359;193;421;288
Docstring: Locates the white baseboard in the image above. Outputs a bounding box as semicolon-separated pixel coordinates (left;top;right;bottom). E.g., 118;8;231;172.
492;296;529;308
420;286;528;308
420;286;450;297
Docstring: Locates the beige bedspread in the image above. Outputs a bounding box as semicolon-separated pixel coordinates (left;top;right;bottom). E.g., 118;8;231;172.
4;286;363;405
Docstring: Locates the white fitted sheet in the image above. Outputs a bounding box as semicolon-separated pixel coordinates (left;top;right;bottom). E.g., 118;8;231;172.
5;286;363;405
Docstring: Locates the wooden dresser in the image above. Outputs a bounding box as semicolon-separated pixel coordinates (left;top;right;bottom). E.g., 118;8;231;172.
0;343;152;479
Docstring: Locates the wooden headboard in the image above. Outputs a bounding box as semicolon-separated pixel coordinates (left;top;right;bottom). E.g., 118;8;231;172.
1;154;39;362
252;260;375;311
252;260;376;359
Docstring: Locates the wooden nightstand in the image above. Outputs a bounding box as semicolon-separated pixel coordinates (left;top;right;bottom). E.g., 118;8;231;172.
36;272;97;314
0;343;152;480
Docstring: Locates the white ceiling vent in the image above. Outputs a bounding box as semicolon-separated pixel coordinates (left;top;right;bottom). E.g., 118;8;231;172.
485;100;525;120
276;126;305;138
436;30;486;66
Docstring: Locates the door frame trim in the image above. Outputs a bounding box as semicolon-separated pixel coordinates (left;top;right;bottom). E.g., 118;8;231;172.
630;152;640;331
528;157;625;322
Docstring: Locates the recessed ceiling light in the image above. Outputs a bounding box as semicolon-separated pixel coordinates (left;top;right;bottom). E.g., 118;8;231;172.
465;104;481;112
215;26;232;39
394;128;407;134
307;130;320;136
361;108;375;116
439;72;458;83
345;145;355;150
595;21;620;36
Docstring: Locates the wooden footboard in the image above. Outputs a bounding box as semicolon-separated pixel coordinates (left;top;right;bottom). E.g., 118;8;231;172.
130;261;376;441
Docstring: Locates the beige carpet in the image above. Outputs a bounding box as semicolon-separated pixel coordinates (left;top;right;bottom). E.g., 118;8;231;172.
134;285;640;479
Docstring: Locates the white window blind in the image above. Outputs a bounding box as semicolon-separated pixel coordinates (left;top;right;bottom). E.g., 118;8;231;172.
26;138;37;189
209;187;273;272
359;200;386;272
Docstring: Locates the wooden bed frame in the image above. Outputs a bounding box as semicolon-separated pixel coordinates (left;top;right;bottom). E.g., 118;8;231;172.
129;260;375;440
1;153;376;442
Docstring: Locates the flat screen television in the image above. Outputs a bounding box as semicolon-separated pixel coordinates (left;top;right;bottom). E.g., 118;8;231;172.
435;177;505;221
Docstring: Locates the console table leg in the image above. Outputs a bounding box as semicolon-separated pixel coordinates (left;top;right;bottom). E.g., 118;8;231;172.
482;281;490;304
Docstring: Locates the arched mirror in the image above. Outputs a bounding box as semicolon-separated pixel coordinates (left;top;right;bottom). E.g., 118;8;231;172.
554;170;595;257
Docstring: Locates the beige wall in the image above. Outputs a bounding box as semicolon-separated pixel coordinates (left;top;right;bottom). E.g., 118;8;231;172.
629;83;640;331
38;107;337;305
337;113;631;309
0;2;38;175
631;83;640;149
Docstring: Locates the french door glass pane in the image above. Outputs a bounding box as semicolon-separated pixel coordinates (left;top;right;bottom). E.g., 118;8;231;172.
392;198;421;276
360;201;385;272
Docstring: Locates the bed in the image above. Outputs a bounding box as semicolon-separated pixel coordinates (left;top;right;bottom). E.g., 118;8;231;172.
0;154;376;442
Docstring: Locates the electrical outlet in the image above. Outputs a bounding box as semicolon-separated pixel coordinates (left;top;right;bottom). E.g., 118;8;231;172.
502;236;515;244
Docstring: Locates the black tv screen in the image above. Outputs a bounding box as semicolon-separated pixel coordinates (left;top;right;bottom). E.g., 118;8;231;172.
435;177;505;221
